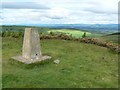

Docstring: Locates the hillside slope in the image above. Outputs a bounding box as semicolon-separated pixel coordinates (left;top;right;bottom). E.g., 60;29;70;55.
101;32;120;44
2;37;118;88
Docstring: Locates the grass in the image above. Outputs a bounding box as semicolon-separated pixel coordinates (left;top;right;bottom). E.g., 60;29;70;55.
48;29;91;38
2;37;118;88
100;35;119;44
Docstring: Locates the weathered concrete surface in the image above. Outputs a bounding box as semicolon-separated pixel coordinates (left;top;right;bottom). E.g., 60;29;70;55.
12;28;51;64
12;55;51;64
22;28;42;60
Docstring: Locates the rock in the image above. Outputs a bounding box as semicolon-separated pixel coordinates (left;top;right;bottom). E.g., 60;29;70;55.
54;59;60;64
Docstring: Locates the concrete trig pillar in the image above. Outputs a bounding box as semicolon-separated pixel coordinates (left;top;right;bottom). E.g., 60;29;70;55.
22;28;42;60
12;28;51;64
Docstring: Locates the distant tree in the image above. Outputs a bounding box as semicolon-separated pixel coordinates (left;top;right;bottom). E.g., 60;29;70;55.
50;31;55;36
82;32;87;38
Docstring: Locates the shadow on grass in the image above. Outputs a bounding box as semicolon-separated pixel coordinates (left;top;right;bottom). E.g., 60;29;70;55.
8;56;54;69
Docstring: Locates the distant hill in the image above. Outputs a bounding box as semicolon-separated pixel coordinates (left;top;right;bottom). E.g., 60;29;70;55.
1;24;118;34
101;32;119;44
105;32;120;36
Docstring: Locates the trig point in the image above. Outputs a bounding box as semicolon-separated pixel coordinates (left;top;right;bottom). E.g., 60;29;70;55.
12;28;51;64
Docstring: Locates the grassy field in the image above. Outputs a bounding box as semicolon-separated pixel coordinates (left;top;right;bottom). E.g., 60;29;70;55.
1;26;102;38
48;29;91;38
100;35;119;44
2;37;118;88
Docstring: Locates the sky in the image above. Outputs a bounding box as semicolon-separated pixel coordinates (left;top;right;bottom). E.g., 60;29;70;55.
1;0;119;25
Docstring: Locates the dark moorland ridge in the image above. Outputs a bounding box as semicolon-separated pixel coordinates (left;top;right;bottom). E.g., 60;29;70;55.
106;32;120;35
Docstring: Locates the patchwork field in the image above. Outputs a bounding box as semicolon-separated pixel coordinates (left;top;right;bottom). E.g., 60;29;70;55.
2;37;118;88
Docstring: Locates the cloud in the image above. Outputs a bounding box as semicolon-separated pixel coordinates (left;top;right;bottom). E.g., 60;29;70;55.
2;2;49;9
45;8;70;19
83;0;118;14
1;0;119;24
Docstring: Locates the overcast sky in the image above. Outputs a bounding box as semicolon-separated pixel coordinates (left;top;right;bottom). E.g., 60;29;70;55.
1;0;119;25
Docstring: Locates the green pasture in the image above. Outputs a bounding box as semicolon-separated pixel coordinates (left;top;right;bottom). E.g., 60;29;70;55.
2;37;118;88
48;29;92;38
